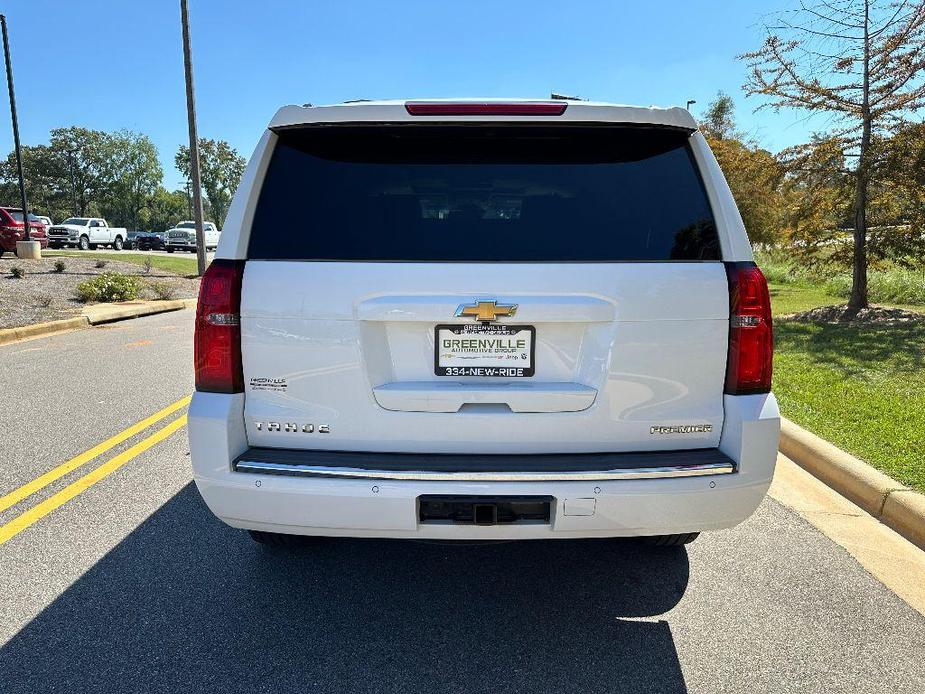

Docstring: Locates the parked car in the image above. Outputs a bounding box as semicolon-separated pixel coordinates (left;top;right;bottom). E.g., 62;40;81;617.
0;207;48;256
137;230;166;251
125;230;143;250
47;217;127;250
165;221;220;252
36;215;53;229
188;99;779;549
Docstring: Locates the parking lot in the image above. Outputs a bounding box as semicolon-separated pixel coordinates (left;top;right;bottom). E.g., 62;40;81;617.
1;310;924;693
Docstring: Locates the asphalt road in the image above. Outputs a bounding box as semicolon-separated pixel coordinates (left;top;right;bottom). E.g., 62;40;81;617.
1;310;924;693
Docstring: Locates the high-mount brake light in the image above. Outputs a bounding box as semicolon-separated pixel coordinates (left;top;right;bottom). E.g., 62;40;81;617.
194;259;245;393
724;262;773;395
405;101;568;116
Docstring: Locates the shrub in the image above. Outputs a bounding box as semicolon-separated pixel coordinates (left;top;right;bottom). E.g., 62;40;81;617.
143;257;153;274
75;272;141;303
147;281;176;300
53;259;66;273
38;296;52;307
95;259;108;269
10;266;25;279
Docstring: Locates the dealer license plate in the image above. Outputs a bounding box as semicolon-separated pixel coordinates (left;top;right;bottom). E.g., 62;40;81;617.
434;324;535;377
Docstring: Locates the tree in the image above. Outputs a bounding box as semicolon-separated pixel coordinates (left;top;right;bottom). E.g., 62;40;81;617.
740;0;925;311
48;126;110;217
146;187;190;232
780;136;855;257
700;92;787;245
99;131;163;229
175;139;246;226
0;144;72;221
701;92;739;140
869;122;925;262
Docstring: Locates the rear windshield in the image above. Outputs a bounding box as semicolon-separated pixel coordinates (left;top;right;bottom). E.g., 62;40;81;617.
7;211;43;224
248;125;719;262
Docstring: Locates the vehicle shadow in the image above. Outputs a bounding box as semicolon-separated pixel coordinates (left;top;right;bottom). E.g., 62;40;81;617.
776;319;925;375
1;484;691;694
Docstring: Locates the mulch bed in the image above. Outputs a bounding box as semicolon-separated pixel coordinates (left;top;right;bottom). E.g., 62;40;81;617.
783;304;924;325
0;256;200;329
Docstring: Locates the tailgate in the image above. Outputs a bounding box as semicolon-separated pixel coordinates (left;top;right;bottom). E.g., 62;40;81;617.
240;261;728;453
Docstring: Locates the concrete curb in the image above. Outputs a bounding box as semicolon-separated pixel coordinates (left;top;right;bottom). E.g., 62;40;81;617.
0;316;90;346
82;298;196;325
780;417;925;551
0;298;197;346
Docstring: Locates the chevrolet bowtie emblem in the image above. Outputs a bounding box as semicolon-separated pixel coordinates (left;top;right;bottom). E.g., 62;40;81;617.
455;300;518;322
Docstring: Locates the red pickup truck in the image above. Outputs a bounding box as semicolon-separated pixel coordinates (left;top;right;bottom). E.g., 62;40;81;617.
0;207;48;256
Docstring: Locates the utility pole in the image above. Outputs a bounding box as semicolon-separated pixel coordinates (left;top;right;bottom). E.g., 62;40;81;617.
1;14;32;251
180;0;207;276
67;148;78;215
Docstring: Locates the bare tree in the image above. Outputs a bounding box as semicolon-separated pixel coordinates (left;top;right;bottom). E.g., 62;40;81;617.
740;0;925;311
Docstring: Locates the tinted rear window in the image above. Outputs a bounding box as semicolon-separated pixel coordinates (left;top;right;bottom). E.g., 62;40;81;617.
248;125;719;261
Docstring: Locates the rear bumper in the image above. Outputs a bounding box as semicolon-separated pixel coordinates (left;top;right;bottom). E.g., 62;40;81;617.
188;392;780;540
2;235;48;250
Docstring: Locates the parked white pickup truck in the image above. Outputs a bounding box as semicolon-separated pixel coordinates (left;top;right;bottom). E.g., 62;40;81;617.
165;220;221;252
47;217;128;250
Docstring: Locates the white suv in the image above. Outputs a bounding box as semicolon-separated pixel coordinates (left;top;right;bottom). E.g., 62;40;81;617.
188;99;780;548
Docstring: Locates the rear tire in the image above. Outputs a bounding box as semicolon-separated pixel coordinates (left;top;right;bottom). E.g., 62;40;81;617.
113;236;123;250
642;533;700;547
248;530;312;547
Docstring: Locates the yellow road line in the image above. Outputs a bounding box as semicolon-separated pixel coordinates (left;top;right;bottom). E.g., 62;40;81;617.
0;394;191;514
0;414;188;545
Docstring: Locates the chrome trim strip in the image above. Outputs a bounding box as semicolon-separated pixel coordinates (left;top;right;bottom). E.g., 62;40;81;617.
233;460;735;482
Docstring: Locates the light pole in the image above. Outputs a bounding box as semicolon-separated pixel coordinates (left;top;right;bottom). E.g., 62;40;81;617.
1;14;38;258
180;0;207;276
685;99;697;111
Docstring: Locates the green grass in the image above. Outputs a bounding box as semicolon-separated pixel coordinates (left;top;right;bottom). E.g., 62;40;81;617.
44;250;200;276
767;282;925;491
769;283;837;316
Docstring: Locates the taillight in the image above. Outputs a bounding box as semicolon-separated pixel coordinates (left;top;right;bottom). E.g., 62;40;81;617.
194;259;245;393
724;262;773;395
405;101;568;116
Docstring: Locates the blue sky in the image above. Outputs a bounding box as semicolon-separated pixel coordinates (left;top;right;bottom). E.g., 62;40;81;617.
2;0;817;189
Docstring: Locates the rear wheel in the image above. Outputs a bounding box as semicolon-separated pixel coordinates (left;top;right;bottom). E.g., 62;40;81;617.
642;533;700;547
248;530;313;547
113;236;123;250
